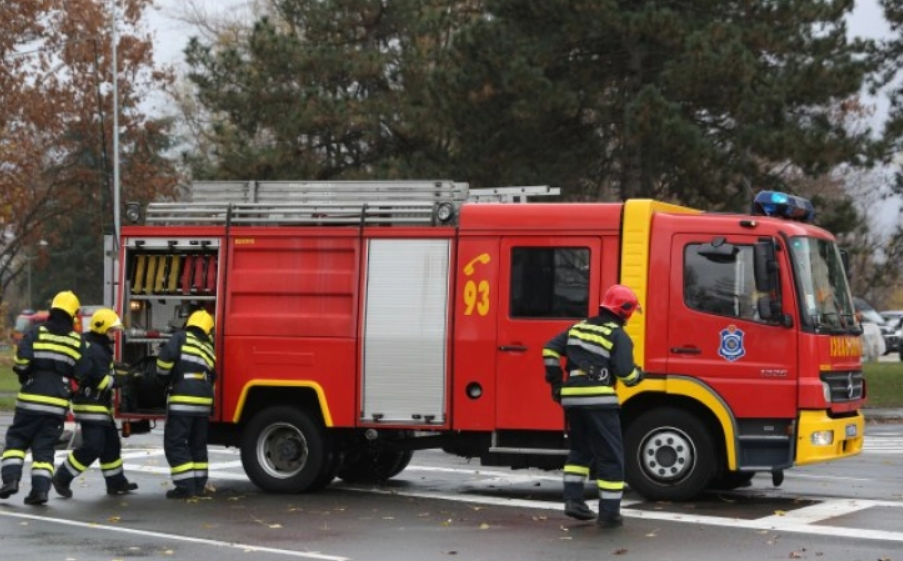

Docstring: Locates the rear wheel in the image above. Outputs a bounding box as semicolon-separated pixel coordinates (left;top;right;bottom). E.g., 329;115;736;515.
240;406;327;493
337;431;415;484
624;407;716;501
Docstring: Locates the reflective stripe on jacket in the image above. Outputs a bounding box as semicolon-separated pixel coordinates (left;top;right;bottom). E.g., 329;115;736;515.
71;332;117;424
543;311;641;409
156;328;216;416
13;324;87;417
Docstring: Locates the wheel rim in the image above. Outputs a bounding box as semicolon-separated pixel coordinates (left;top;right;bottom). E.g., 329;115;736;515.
637;426;696;484
256;422;308;479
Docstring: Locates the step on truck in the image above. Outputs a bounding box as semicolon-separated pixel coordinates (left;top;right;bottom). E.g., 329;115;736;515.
113;181;866;501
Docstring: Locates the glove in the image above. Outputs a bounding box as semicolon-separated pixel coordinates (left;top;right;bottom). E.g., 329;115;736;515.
113;372;131;388
17;372;29;386
623;367;645;388
550;382;562;403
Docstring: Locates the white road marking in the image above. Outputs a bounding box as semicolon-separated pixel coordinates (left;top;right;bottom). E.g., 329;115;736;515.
863;437;903;453
351;486;903;543
0;510;349;560
32;440;903;547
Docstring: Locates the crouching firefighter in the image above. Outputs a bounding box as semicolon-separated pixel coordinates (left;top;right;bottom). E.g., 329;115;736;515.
542;284;645;529
53;309;139;498
156;309;216;499
1;291;90;505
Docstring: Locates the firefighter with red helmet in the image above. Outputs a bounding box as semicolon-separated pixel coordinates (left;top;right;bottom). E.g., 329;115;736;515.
156;309;216;499
52;308;139;498
1;291;91;505
542;284;645;528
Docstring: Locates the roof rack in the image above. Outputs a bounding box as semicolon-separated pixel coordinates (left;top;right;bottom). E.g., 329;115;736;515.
143;180;559;226
469;186;560;203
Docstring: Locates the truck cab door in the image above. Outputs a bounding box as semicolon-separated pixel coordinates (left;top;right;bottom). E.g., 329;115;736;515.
667;234;798;419
496;236;602;430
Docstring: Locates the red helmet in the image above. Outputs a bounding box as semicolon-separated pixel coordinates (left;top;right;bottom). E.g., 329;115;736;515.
600;284;642;321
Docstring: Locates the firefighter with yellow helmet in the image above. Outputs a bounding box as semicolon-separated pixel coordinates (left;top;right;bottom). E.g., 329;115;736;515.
1;291;90;505
52;308;139;498
156;308;216;499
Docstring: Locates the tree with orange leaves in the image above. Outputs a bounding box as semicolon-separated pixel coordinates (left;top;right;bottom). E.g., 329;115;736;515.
0;0;177;310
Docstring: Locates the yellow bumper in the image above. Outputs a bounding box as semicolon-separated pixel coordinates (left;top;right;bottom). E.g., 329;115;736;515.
795;409;864;466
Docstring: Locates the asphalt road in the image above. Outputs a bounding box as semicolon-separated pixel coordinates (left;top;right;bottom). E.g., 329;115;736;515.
0;421;901;561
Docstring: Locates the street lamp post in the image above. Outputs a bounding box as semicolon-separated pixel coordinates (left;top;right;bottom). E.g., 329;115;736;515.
25;240;49;309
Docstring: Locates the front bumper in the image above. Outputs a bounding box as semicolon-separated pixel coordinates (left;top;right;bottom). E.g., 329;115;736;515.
795;409;864;466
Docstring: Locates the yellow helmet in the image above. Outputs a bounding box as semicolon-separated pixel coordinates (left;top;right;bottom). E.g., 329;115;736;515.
51;291;80;317
90;308;123;335
186;309;214;335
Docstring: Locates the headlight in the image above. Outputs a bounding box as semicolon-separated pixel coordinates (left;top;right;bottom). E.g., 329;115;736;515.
822;381;832;403
810;430;835;446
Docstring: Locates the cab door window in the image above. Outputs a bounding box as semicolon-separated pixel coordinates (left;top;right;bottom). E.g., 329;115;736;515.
510;247;589;319
684;243;761;321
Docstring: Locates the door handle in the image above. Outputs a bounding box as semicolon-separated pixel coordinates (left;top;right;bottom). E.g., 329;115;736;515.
499;345;529;352
670;346;701;355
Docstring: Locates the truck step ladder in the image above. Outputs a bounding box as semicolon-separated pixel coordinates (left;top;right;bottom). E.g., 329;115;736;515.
143;180;559;226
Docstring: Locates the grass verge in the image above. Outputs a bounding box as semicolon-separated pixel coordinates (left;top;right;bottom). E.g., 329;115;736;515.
862;360;903;407
0;357;901;410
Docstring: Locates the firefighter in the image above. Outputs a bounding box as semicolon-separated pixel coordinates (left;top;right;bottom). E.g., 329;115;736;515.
1;290;90;505
156;309;215;499
52;308;139;498
542;284;645;529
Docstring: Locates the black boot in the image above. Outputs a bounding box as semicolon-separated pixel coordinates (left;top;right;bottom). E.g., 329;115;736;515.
165;486;194;499
564;499;596;521
52;471;73;498
596;514;624;529
23;489;48;506
0;479;19;499
107;481;139;496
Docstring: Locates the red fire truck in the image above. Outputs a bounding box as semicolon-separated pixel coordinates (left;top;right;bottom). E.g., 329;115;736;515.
114;181;865;501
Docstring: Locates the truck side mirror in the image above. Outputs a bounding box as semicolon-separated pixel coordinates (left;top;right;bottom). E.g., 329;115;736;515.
757;294;775;321
839;248;851;281
753;239;777;293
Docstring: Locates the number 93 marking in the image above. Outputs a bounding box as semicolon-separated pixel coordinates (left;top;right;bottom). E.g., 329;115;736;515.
464;280;490;316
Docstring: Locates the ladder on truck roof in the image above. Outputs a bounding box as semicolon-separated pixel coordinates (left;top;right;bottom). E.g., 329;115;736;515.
142;180;559;226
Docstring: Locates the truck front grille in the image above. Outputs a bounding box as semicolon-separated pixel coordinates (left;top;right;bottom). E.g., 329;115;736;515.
821;371;864;403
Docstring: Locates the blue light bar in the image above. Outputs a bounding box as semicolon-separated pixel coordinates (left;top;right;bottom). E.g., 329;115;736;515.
751;190;815;223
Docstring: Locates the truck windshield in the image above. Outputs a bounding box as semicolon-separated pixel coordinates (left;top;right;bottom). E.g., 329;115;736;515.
788;237;856;332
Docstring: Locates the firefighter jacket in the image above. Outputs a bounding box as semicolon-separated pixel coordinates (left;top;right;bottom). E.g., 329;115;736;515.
12;310;90;417
155;326;216;416
542;309;643;409
71;331;117;425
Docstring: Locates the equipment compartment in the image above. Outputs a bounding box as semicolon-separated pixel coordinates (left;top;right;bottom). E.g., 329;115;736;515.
118;238;220;415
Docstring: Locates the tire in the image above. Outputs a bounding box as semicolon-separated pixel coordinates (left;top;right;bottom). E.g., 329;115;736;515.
624;407;716;501
338;449;413;484
240;406;327;493
307;449;341;492
387;450;414;478
708;470;755;491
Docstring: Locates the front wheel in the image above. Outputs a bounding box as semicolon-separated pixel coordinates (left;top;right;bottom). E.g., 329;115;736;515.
624;407;716;501
241;406;327;493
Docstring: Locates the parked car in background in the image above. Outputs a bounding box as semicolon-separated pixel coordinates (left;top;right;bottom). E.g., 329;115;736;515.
885;312;903;359
854;297;896;356
882;310;903;324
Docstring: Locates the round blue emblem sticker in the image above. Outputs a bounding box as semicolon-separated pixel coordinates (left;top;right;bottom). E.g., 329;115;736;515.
718;325;746;362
